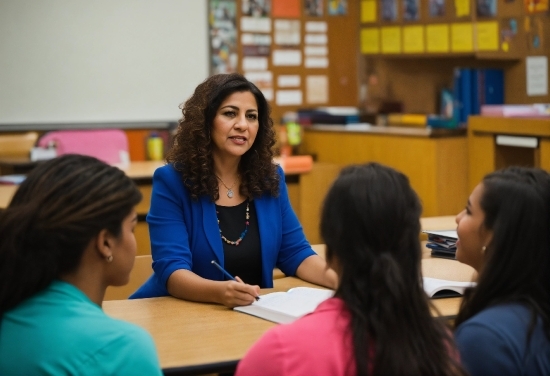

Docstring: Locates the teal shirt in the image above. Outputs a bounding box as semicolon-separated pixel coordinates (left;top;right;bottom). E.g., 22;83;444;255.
0;280;162;376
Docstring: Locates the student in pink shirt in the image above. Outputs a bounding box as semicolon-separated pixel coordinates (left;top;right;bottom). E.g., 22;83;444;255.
236;163;466;376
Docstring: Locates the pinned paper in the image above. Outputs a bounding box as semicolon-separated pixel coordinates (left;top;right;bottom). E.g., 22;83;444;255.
403;26;424;53
306;75;328;103
451;23;473;52
381;26;401;54
305;33;328;45
242;57;268;70
278;75;301;87
241;17;271;32
476;21;499;51
274;20;300;45
305;21;328;33
454;0;470;17
426;24;450;52
276;90;303;105
305;46;328;56
526;56;548;96
241;33;272;45
361;28;380;54
273;50;302;66
361;0;377;23
305;57;329;68
272;0;301;17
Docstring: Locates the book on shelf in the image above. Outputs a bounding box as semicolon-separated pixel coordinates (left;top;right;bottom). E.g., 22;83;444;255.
423;230;457;259
233;287;334;324
423;277;476;298
481;104;550;117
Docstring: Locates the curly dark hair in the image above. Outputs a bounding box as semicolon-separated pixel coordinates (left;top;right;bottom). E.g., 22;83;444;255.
167;73;279;201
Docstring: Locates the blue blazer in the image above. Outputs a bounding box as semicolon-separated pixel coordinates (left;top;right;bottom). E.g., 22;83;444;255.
130;164;315;298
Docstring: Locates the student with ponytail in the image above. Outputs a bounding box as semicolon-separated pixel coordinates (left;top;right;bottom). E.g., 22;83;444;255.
236;163;465;376
0;155;162;375
454;166;550;375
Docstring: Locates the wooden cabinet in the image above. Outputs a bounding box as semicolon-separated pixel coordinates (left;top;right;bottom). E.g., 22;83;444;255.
468;116;550;191
301;126;468;217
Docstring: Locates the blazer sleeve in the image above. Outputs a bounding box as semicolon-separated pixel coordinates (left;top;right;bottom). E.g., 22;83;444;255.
274;166;316;276
147;165;194;288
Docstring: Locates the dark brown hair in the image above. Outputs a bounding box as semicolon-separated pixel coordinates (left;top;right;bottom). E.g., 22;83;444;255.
0;155;142;314
321;163;466;376
455;167;550;340
167;73;279;201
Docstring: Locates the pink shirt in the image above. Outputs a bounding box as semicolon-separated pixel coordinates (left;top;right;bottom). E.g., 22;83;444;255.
236;297;357;376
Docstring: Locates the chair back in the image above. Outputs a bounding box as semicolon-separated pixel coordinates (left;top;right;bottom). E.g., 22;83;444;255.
37;129;129;165
104;254;153;300
0;132;39;158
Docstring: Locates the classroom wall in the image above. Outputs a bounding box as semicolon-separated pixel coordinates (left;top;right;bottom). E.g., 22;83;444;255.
0;0;209;125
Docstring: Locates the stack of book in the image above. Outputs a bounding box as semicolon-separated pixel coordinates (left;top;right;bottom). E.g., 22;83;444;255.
422;230;458;259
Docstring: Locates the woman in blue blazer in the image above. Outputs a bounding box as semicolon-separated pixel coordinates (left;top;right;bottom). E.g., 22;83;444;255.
131;73;337;307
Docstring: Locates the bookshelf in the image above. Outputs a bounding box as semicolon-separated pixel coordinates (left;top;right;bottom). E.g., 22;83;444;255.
359;0;550;115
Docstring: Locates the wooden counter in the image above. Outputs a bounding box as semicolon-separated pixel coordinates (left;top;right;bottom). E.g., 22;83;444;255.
468;116;550;191
301;125;468;217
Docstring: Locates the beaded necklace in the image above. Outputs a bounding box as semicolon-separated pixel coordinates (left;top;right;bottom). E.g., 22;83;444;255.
216;200;250;246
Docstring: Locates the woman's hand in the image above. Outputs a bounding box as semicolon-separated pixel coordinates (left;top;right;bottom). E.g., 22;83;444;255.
219;277;260;308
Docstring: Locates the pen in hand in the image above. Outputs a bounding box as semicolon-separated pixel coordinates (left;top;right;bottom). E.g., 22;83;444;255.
211;260;260;301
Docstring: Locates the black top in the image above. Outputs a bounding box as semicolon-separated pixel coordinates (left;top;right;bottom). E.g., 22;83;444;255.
215;199;262;286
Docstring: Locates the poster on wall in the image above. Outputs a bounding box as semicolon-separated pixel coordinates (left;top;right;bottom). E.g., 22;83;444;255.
305;0;324;16
209;0;238;74
328;0;348;14
476;0;497;16
381;0;398;21
429;0;446;16
242;0;271;17
403;0;420;20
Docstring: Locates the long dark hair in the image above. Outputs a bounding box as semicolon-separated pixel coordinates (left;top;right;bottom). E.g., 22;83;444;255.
454;167;550;338
167;73;279;201
0;155;142;314
321;163;465;376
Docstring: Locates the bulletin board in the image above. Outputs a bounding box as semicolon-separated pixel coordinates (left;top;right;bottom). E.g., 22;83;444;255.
208;0;360;123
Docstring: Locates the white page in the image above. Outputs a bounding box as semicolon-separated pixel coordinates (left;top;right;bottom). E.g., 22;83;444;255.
277;75;301;88
305;21;328;33
240;17;271;33
423;277;476;297
276;90;303;105
272;50;302;66
242;57;268;71
305;57;329;68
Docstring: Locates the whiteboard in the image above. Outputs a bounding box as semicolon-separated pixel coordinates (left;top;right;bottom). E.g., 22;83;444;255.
0;0;209;126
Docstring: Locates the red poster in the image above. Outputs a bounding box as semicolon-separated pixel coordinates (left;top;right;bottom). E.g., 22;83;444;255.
272;0;301;17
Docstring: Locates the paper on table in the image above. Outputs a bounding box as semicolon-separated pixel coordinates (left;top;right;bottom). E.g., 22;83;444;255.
234;287;334;324
423;277;476;298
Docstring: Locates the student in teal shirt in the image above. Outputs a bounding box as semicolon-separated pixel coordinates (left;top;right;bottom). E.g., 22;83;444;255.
0;155;162;376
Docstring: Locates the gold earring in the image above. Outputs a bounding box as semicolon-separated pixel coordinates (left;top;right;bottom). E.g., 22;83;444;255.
482;246;487;253
106;255;113;263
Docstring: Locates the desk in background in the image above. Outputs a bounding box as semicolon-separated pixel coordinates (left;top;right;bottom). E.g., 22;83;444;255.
0;159;336;250
301;125;468;217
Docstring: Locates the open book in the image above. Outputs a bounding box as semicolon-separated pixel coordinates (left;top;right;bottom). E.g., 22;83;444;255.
234;287;334;324
423;277;476;298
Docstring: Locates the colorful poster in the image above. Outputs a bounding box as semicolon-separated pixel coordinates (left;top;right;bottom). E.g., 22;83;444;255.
429;0;446;16
403;0;420;20
476;0;497;17
242;0;270;17
328;0;348;14
305;0;324;16
381;0;398;21
524;0;549;12
209;0;238;74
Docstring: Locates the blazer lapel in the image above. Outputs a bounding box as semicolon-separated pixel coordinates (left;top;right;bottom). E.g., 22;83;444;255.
201;197;224;264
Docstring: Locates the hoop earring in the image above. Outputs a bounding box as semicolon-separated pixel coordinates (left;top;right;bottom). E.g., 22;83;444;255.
106;255;113;263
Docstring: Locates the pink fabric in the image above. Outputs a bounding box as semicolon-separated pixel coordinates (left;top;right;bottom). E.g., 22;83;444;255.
37;129;128;165
236;298;357;376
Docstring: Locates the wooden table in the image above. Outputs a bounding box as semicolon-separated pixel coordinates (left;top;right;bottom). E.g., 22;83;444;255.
103;266;469;376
